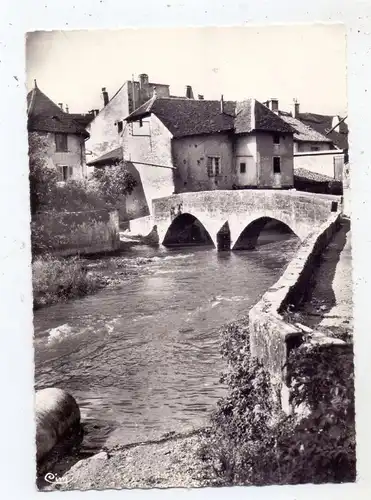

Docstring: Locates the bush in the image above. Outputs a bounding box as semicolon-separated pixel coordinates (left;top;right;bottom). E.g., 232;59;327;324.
29;133;58;215
51;179;109;212
91;161;137;206
199;319;356;486
32;256;101;309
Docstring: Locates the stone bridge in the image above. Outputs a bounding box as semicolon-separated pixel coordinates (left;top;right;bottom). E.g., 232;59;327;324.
151;190;340;251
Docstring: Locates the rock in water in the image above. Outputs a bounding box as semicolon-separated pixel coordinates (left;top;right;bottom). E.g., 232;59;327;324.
35;388;81;462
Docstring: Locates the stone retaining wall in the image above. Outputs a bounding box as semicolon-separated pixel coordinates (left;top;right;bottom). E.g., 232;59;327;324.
248;212;346;412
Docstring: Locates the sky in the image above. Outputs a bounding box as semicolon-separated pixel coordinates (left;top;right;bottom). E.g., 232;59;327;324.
26;24;347;117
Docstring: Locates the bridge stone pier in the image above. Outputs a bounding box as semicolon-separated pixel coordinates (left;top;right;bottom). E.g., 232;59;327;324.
151;190;340;251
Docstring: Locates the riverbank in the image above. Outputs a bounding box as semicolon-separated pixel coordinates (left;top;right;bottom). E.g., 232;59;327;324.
40;429;213;490
32;253;155;310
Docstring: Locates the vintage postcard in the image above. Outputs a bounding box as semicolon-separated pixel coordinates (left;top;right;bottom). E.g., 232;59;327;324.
27;25;354;491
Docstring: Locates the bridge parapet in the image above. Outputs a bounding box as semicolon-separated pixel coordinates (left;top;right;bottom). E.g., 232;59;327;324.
152;190;340;251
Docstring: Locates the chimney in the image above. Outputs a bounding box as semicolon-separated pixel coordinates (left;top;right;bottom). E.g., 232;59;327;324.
94;109;99;117
138;73;149;103
270;98;279;113
58;103;64;111
102;87;109;106
220;94;224;114
294;99;300;118
139;73;149;88
186;85;194;99
198;94;204;100
65;104;69;113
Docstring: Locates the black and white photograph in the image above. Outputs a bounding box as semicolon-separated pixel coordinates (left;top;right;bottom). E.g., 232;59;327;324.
26;24;354;491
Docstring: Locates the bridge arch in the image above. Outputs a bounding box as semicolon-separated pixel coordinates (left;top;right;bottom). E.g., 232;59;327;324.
231;216;299;250
162;212;216;248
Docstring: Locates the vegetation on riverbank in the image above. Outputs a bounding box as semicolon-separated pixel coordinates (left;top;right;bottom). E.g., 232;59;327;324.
32;257;102;309
32;254;156;309
196;319;355;486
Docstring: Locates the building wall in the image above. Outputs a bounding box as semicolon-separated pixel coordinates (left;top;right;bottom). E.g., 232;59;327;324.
43;132;87;179
256;132;294;188
172;132;234;192
123;114;175;218
85;80;171;162
294;150;344;179
294;141;332;153
235;135;258;186
85;83;130;160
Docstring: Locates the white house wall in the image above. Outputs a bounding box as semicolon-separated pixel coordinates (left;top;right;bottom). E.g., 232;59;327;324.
294;150;344;179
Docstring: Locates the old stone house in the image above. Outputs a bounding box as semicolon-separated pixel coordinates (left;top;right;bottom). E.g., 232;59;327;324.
88;89;296;221
27;81;90;181
263;99;348;182
85;73;186;163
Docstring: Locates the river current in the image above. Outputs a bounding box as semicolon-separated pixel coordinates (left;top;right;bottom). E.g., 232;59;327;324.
34;232;299;452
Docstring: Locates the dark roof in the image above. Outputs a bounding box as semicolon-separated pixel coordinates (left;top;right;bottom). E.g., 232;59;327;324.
87;147;123;167
294;168;333;183
68;112;95;127
279;114;333;143
27;86;89;138
298;112;348;150
125;97;295;138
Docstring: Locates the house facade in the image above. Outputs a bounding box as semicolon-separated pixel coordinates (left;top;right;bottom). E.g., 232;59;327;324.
87;79;296;223
263;98;348;182
119;95;295;220
85;74;176;163
27;82;89;181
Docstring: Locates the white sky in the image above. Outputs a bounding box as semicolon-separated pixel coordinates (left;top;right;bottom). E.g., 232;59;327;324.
26;24;347;116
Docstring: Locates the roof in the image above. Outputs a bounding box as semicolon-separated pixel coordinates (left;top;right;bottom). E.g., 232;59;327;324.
27;85;89;138
68;113;95;127
280;114;333;143
294;168;333;183
235;100;295;134
87;147;123;167
298;112;348;150
125;97;295;138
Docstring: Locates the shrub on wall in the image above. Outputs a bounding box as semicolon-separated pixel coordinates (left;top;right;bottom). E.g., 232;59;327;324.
91;162;137;207
198;319;356;486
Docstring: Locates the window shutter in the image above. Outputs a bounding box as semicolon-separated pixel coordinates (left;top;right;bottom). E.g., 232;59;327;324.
68;166;73;179
207;157;213;177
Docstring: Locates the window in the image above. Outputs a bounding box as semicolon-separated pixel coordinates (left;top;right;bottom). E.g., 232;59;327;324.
240;162;246;174
117;121;123;133
311;146;320;151
273;134;280;144
55;133;68;152
57;165;73;182
207;156;221;177
273;157;281;174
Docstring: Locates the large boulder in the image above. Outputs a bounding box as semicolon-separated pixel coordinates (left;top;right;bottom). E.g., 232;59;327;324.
35;388;81;462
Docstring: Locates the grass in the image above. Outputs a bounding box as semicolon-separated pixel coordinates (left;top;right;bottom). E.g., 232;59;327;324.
32;256;102;309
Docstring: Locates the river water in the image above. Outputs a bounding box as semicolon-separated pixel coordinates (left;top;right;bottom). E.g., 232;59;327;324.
33;232;299;452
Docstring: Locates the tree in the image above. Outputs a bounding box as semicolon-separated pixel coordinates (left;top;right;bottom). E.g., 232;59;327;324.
91;161;137;207
28;132;58;215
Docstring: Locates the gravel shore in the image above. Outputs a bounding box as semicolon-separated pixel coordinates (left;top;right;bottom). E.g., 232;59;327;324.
41;430;213;491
